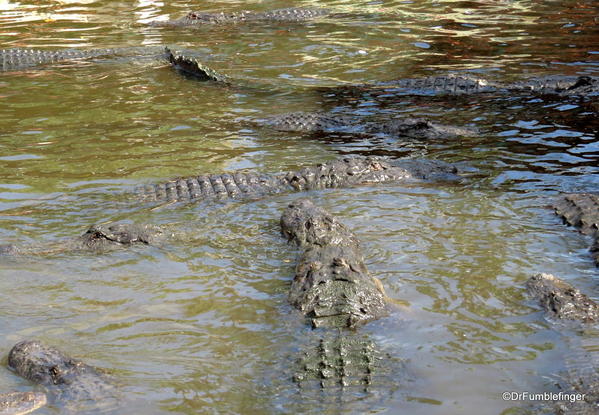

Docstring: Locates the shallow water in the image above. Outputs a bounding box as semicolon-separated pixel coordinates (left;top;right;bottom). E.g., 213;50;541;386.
0;0;598;414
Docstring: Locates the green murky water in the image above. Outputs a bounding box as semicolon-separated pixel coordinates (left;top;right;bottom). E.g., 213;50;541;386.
0;0;598;414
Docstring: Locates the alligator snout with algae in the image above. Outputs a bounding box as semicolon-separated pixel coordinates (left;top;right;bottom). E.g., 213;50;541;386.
526;273;599;414
3;340;118;414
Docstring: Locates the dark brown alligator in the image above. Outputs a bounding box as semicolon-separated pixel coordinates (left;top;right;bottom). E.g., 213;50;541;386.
6;340;118;413
0;223;165;257
553;193;599;266
149;7;332;27
256;111;477;140
320;74;599;99
526;273;599;415
279;198;406;400
136;156;461;204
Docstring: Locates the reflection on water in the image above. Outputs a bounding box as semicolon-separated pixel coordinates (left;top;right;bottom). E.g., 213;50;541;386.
0;0;598;414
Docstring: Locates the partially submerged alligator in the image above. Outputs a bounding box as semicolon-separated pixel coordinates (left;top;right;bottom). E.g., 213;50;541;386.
281;198;388;329
321;74;599;98
136;156;461;204
149;7;332;27
0;391;46;415
526;273;599;414
6;340;118;413
0;223;164;256
279;199;404;396
553;193;599;266
257;111;477;140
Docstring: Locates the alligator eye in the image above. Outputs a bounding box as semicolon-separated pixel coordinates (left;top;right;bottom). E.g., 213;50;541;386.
49;366;61;383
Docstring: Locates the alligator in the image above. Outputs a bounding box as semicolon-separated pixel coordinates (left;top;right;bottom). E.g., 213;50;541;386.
255;111;477;140
526;273;599;415
0;391;46;415
6;340;118;413
0;223;165;256
553;193;599;266
320;74;599;99
278;198;408;404
149;7;332;27
280;198;388;328
136;156;461;204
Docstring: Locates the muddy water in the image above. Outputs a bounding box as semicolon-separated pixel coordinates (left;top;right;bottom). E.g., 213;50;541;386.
0;0;598;414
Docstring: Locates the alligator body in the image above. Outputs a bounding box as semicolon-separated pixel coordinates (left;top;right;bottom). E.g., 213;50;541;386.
526;273;599;415
7;340;118;412
257;111;477;139
0;223;164;256
166;48;230;83
554;193;599;266
526;273;599;323
0;48;122;72
0;392;46;415
281;198;388;328
149;7;331;27
322;74;599;99
277;198;408;405
137;156;460;204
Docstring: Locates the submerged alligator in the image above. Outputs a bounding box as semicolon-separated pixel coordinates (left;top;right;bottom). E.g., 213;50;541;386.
256;111;477;140
320;74;599;99
553;193;599;267
0;223;165;257
5;340;118;413
526;273;599;414
279;199;405;397
136;156;461;204
149;7;332;27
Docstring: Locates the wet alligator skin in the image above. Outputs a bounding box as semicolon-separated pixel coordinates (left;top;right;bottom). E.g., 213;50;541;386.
0;223;163;256
259;111;477;139
526;273;599;324
165;48;230;84
281;198;388;328
149;7;331;27
1;48;125;72
0;392;47;415
322;74;599;98
136;156;460;204
526;273;599;415
7;340;117;412
554;193;599;266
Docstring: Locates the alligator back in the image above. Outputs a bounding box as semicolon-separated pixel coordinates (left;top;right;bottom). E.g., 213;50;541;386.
554;193;599;266
510;76;599;97
0;48;120;71
150;7;330;27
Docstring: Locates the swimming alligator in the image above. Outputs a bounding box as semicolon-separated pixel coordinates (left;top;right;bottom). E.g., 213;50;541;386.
279;199;405;399
0;223;165;257
526;273;599;415
553;193;599;266
149;7;332;27
6;340;118;413
136;156;461;204
321;74;599;99
256;111;477;140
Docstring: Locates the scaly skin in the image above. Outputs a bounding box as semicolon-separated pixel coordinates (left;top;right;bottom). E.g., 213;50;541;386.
0;223;164;256
149;7;330;27
258;111;477;139
1;48;123;72
322;74;599;98
281;198;388;328
165;48;230;83
526;273;599;415
7;340;118;412
526;273;599;323
136;156;460;203
554;193;599;266
0;392;47;415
